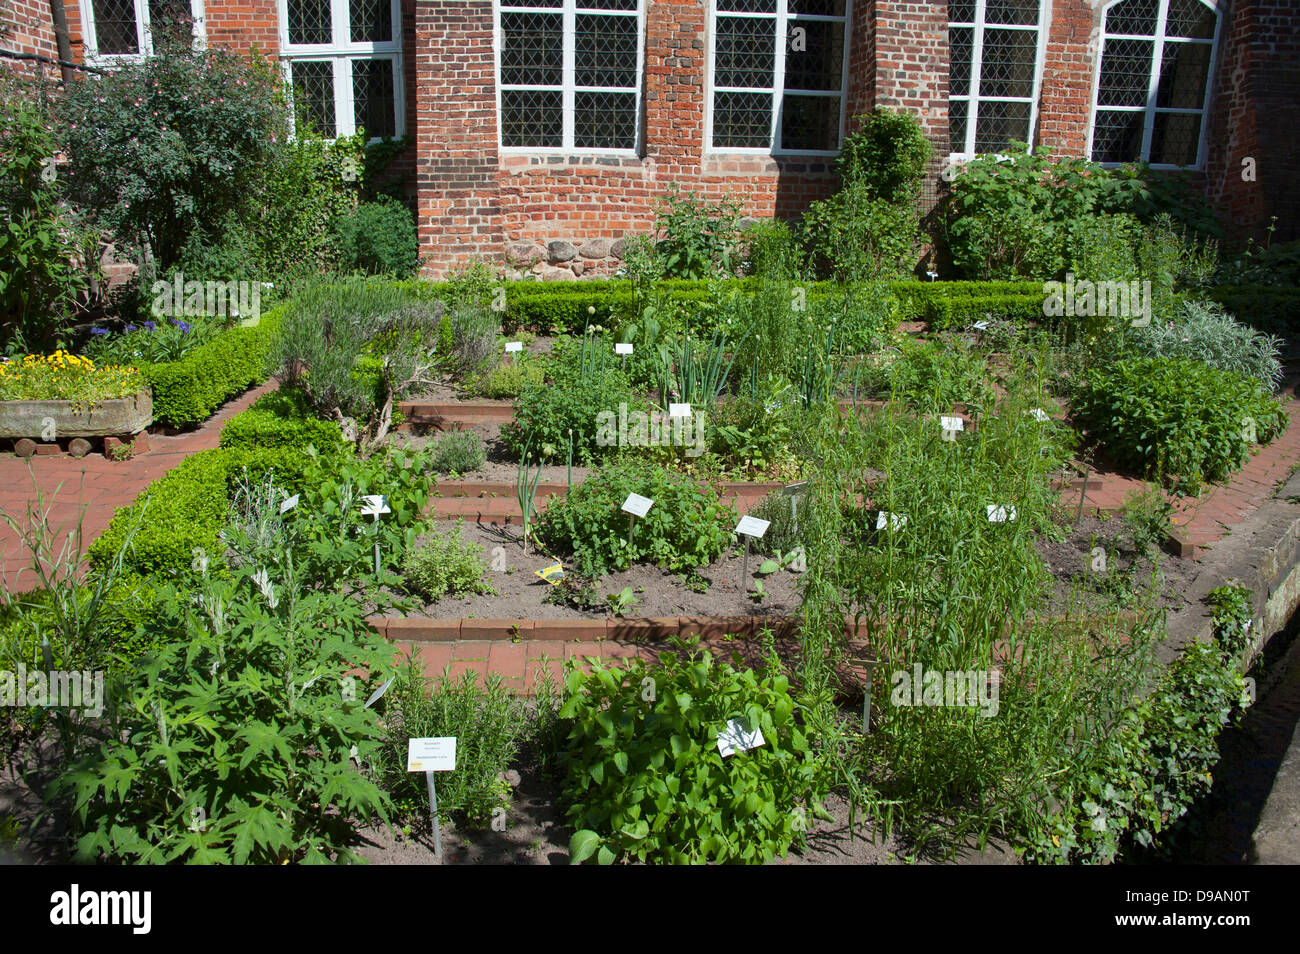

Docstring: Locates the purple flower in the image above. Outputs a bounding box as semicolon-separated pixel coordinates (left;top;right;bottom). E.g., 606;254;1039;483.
90;327;110;335
144;321;156;331
177;321;192;334
126;324;137;332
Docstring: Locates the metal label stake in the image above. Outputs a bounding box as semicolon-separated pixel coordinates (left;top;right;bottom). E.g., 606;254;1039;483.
426;769;443;857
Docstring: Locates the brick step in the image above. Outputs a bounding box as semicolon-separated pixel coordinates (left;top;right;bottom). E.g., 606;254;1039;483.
397;401;516;432
372;614;809;643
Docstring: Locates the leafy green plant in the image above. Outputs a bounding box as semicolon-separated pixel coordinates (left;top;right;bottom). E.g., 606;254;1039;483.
469;356;544;398
654;186;743;280
0;78;97;354
1128;298;1284;392
1072;356;1287;492
375;657;530;826
448;302;500;379
560;637;829;865
537;458;736;578
53;562;397;864
334;195;419;277
401;523;497;603
605;586;640;617
429;429;486;476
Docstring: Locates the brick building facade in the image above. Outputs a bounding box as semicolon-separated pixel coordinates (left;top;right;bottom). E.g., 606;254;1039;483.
2;0;1296;278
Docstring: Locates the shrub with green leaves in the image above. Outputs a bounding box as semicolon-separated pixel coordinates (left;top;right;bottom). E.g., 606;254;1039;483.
469;356;545;399
1128;298;1284;392
375;658;529;825
865;334;995;415
53;564;396;864
401;523;497;603
218;387;346;456
503;333;645;465
537;459;736;578
654;186;744;279
429;429;487;476
560;638;828;864
1072;356;1287;492
335;195;420;278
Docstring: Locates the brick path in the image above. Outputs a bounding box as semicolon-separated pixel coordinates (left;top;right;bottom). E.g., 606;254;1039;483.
0;381;278;593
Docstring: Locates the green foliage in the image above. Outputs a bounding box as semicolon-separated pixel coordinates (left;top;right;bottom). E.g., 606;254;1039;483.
1206;285;1300;335
0;77;97;354
1128;298;1284;392
503;333;645;465
142;310;282;428
1023;612;1251;863
1072;357;1287;492
334;195;419;278
218;387;346;456
468;355;544;398
560;637;828;864
429;429;486;476
275;279;441;452
655;186;744;279
53;565;396;864
743;489;808;556
537;459;736;578
376;658;529;826
82;314;229;365
801;110;930;281
741;219;800;280
835;108;933;204
57;38;287;268
401;523;497;603
863;334;995;415
447;302;500;379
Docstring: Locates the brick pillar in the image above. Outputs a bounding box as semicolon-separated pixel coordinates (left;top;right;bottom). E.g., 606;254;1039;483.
1206;0;1300;245
865;1;949;207
1037;0;1094;157
644;0;707;182
415;0;502;276
205;0;280;58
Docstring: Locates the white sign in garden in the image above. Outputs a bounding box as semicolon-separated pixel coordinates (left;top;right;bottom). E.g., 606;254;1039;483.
614;342;634;355
876;511;908;531
668;403;692;418
986;505;1017;523
279;494;299;515
407;736;457;857
940;416;964;442
504;341;524;353
716;719;766;758
735;515;770;538
620;493;654;518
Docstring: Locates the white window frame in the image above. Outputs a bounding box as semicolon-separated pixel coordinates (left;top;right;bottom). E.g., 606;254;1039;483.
79;0;207;66
947;0;1048;161
705;0;851;157
1087;0;1223;171
495;0;646;156
277;0;406;142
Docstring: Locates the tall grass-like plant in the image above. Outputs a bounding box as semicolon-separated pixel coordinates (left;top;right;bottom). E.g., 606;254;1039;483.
662;329;736;407
516;435;545;554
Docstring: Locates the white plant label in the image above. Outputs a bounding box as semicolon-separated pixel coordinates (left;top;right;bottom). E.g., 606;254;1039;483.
940;416;964;433
364;675;396;709
876;511;908;531
614;342;634;355
279;494;299;514
360;494;391;516
668;403;692;418
986;504;1017;523
621;493;654;518
717;719;765;757
504;341;524;353
735;515;770;538
1028;408;1050;423
407;737;457;772
973;320;989;331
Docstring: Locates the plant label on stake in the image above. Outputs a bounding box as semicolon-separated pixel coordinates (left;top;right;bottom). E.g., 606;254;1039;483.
735;515;770;589
359;495;390;575
621;493;654;548
407;737;457;857
1027;408;1050;423
279;494;299;515
717;718;765;757
504;340;523;357
364;675;396;709
782;480;808;537
986;504;1017;523
668;403;692;418
615;342;633;356
876;512;907;531
940;416;964;442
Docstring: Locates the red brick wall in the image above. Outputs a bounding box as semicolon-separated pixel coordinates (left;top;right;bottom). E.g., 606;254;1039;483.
204;0;279;58
1;0;64;78
1036;0;1093;157
1206;0;1300;244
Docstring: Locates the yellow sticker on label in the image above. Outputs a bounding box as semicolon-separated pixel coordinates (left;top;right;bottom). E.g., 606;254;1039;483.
535;562;564;584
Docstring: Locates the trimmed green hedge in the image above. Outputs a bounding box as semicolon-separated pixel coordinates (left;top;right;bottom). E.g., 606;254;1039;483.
140;309;283;429
90;384;344;580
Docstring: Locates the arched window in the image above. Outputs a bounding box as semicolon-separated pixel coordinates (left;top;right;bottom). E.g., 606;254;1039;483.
948;0;1045;158
1090;0;1222;169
